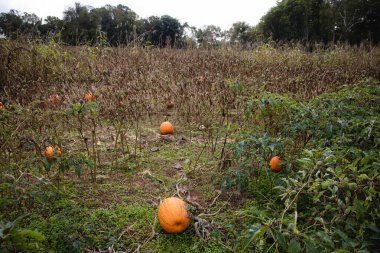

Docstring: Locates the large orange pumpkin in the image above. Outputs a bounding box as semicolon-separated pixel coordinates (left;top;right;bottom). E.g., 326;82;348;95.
44;146;62;160
158;197;190;233
160;121;174;135
269;156;283;172
84;93;95;101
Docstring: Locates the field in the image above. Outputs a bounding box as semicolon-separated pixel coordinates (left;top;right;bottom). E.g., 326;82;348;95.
0;41;380;252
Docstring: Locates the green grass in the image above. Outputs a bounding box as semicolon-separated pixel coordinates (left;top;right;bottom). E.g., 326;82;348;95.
5;135;225;252
25;201;156;252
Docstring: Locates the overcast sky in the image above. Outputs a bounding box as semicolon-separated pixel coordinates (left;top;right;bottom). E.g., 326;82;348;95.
0;0;278;30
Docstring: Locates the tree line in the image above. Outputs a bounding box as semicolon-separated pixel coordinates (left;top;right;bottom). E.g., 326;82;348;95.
0;0;379;47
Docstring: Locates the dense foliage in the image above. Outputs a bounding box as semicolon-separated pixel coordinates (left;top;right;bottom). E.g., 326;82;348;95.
0;4;184;47
224;81;380;252
0;0;379;47
258;0;380;44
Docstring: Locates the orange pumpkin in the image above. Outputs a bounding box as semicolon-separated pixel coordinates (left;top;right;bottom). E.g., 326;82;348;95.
44;146;62;160
269;156;283;172
158;197;190;233
84;93;95;101
0;102;4;110
49;94;61;105
160;121;174;135
56;148;62;157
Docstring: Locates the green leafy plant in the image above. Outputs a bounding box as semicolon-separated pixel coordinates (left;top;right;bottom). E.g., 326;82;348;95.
222;133;286;195
70;99;100;182
0;215;46;252
227;80;380;252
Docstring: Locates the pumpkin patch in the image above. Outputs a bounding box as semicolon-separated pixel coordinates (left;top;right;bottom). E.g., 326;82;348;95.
0;21;378;252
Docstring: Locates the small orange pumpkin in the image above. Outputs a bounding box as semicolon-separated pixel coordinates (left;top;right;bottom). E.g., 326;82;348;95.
269;156;283;172
158;197;190;233
56;147;62;157
44;146;62;160
84;93;95;101
49;94;61;105
160;121;174;135
0;102;4;110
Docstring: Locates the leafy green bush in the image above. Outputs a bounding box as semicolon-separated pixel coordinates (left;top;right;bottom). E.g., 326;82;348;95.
226;79;380;252
0;215;45;252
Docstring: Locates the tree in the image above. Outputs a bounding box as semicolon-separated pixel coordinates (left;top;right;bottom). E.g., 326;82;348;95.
160;15;183;47
62;3;99;45
143;16;162;46
1;0;378;46
0;10;41;39
0;10;23;39
182;22;197;48
258;0;334;42
229;21;257;46
258;0;380;44
39;16;64;38
196;25;223;48
259;0;311;41
329;0;380;43
143;15;183;47
93;4;139;46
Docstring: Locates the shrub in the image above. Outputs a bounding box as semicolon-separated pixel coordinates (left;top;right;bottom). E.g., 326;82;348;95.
226;79;380;252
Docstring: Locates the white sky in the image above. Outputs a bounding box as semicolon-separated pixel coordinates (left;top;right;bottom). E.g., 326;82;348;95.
0;0;277;30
